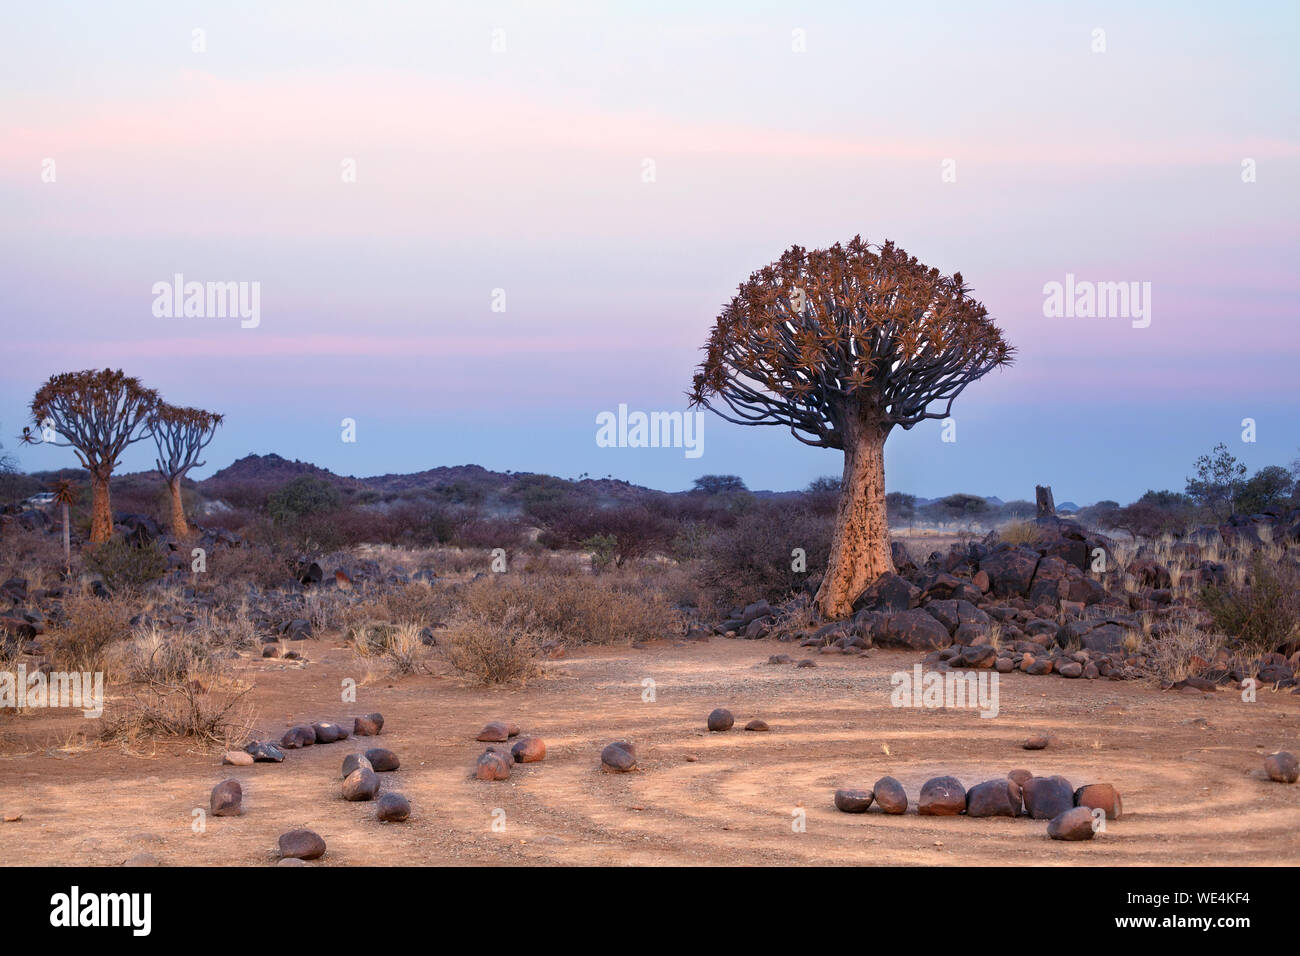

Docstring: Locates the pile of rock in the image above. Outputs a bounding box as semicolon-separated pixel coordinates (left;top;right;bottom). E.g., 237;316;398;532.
472;719;547;780
833;771;1121;841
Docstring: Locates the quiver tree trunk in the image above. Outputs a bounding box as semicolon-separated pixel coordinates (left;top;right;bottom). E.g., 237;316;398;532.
89;472;113;544
61;503;71;575
168;477;190;538
814;417;895;619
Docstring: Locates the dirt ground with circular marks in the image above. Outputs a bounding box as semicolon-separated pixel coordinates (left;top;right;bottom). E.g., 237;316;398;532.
2;636;1297;866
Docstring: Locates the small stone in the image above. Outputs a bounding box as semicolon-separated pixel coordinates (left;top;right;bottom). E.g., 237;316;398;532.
342;767;380;801
341;753;373;778
601;741;637;773
743;719;769;732
475;749;512;781
834;788;874;813
376;792;411;822
244;741;286;763
1074;783;1123;819
210;778;243;817
1023;775;1075;819
222;751;254;766
1058;661;1083;678
280;725;315;749
994;658;1014;673
122;852;161;867
477;721;511;742
277;857;307;867
1023;735;1049;750
511;737;546;763
1047;806;1097;841
2;810;22;823
1007;768;1033;788
873;776;908;814
262;644;282;658
353;713;384;736
365;748;400;772
707;708;734;732
278;828;326;860
918;776;966;816
1265;751;1298;783
795;659;816;668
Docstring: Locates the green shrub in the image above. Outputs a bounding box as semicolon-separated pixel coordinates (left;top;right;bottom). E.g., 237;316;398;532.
1202;555;1300;655
84;537;167;592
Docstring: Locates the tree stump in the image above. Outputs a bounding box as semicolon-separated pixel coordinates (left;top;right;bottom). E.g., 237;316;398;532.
1035;485;1056;517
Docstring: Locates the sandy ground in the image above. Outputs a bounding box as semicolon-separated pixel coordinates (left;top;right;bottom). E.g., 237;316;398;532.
1;635;1297;866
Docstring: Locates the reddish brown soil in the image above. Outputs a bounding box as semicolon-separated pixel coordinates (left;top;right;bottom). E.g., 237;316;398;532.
2;637;1297;866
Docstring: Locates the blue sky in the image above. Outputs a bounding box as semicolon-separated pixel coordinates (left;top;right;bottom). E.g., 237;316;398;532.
2;1;1297;502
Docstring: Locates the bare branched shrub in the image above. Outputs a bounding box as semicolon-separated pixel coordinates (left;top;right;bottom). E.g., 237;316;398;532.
694;505;830;616
47;593;133;673
1138;620;1223;683
439;608;541;684
102;668;254;747
1202;555;1300;656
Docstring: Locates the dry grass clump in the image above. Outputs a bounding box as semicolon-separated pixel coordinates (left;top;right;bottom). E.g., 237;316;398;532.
0;525;66;590
1137;619;1224;683
116;625;220;685
438;607;542;684
350;621;431;676
999;521;1044;546
47;593;134;673
458;570;682;646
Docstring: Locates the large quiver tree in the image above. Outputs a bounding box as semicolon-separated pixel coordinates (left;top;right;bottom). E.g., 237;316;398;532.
689;237;1014;619
150;404;223;538
25;370;160;543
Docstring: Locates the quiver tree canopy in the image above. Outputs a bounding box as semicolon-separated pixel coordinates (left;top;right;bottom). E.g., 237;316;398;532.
690;237;1014;618
25;369;160;543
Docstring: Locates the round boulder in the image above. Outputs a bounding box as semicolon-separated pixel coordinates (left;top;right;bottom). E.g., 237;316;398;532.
475;749;512;781
376;792;410;822
872;776;908;814
209;779;243;817
918;775;967;816
707;708;734;732
278;828;326;860
744;719;770;732
353;713;384;736
965;779;1017;818
280;725;315;749
312;722;347;744
1047;806;1097;841
833;788;874;813
476;721;511;742
365;748;400;772
1074;783;1122;819
600;741;637;773
1022;775;1075;820
511;737;546;763
342;767;380;801
341;753;373;779
1265;751;1298;783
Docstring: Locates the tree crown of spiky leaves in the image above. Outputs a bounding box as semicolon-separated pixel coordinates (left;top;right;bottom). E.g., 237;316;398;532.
149;404;223;481
25;369;160;475
689;237;1014;449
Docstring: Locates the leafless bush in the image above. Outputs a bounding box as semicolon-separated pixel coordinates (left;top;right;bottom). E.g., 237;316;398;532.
101;669;254;747
47;593;133;673
439;607;541;684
